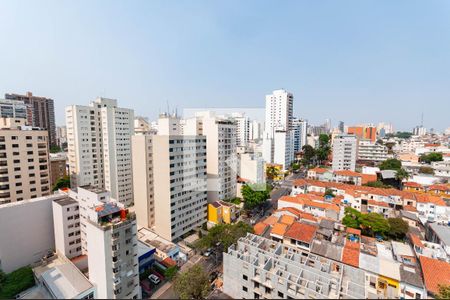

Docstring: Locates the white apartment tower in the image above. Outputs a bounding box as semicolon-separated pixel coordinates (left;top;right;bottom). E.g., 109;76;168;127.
292;117;308;153
263;89;294;170
332;134;357;171
184;111;237;202
65;186;140;299
66;98;134;207
52;197;82;259
132;133;208;241
233;114;250;147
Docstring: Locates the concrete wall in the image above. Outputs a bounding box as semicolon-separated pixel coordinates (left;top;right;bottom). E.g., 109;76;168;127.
0;194;65;273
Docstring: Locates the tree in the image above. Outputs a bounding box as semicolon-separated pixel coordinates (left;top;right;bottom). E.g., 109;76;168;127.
52;175;70;191
324;188;335;198
359;213;390;237
342;207;362;229
387;218;409;240
49;145;62;153
0;267;35;299
291;162;300;171
379;158;402;171
436;284;450;299
316;134;331;164
173;265;210;300
301;145;316;166
164;266;178;280
420;152;443;164
419;166;435;175
241;184;270;210
395;168;410;182
195;222;253;251
363;181;392;189
266;166;280;182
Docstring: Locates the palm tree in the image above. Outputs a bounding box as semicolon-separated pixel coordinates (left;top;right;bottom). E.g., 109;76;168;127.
395;168;410;183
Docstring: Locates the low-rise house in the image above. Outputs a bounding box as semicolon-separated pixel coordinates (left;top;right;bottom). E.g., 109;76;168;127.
419;256;450;298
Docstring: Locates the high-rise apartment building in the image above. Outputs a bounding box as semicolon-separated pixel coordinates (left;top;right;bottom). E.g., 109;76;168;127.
5;92;56;147
233;114;250;147
348;125;377;142
413;126;427;136
0;99;28;120
292;118;308;153
52;197;82;259
66;97;134;207
132;128;208;241
0;118;51;205
55;125;67;149
50;153;68;188
184;111;237;202
357;140;389;162
64;186;140;299
249;120;262;141
338;121;345;133
332;134;357;171
263;89;294;169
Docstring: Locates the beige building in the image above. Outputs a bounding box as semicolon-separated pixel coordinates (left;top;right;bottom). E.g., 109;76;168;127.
132;126;208;241
50;153;67;188
184;111;237;202
0;118;51;205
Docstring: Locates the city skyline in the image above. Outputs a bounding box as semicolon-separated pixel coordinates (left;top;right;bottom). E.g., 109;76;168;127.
0;1;449;131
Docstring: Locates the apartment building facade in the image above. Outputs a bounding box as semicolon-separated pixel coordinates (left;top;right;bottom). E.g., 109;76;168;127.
332;134;357;171
5;92;56;146
52;197;82;259
66;97;134;206
0;118;51;204
184;112;237;202
357;139;389;162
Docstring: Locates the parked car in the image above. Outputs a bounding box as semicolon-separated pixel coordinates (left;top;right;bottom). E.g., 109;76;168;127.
203;248;212;257
148;274;161;285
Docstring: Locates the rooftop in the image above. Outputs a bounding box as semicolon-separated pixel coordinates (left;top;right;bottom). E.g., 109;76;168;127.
31;255;93;299
284;222;317;243
428;223;450;246
419;255;450;295
53;197;77;207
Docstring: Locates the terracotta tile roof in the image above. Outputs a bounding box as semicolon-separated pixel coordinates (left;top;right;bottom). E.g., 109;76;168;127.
279;194;340;213
367;199;390;208
274;207;318;223
409;233;424;248
162;257;177;267
262;215;279;226
334;170;361;177
293;179;308;186
419;255;450;295
270;222;288;236
279;215;296;225
429;184;450;192
361;174;377;184
299;212;318;222
425;143;440;147
309;167;329;174
284;222;317;243
404;182;423;188
415;194;447;206
253;222;269;235
404;205;418;212
342;240;360;267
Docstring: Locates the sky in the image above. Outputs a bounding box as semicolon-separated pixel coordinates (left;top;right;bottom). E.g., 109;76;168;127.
0;1;449;131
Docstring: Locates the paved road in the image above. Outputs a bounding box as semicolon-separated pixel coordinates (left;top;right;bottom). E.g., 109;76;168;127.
269;171;305;209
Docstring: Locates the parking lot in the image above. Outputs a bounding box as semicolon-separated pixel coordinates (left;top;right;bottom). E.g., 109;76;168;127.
140;269;166;298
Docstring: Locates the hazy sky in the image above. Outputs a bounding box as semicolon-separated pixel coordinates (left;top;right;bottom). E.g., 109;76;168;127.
0;1;449;131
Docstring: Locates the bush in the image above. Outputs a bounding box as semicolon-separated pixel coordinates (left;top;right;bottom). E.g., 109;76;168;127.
0;267;35;299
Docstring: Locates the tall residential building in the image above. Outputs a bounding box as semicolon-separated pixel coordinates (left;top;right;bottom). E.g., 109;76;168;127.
273;130;294;170
134;116;151;134
0;118;51;205
50;153;68;187
233;114;250;147
263;89;294;169
338;121;345;133
52;197;82;259
132;131;208;241
238;152;265;184
66;97;134;207
0;99;28;120
55;125;67;149
184;111;237;202
292;118;308;153
65;186;140;299
5;92;56;146
332;134;357;171
348;125;377;142
249;120;262;141
413;126;427;136
357;140;389;162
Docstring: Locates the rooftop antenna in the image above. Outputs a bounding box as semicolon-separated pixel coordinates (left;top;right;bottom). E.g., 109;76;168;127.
166;100;170;116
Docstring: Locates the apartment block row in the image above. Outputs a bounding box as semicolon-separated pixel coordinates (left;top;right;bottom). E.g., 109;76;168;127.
0;186;140;299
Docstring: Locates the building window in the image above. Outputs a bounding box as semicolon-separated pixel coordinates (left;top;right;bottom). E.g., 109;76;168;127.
278;291;284;298
242;286;248;292
243;275;248;281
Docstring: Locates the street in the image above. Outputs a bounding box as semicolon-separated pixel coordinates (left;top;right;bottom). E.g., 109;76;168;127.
270;171;305;209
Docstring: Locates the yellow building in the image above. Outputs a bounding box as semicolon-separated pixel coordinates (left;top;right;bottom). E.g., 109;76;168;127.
208;201;237;225
266;163;283;182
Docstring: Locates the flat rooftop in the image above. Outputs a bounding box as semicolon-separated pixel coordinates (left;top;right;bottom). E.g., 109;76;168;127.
138;227;178;254
31;255;93;299
53;197;77;207
429;222;450;246
78;185;108;194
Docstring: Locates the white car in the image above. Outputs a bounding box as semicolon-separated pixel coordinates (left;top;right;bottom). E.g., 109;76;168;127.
148;274;161;285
